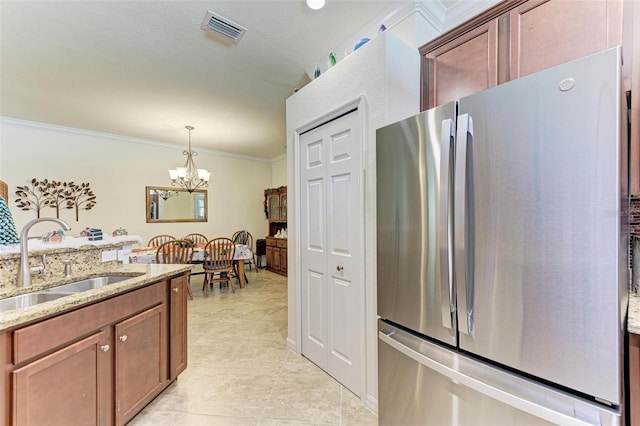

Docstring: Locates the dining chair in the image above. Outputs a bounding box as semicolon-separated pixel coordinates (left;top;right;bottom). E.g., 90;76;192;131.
232;230;258;273
148;234;176;247
155;239;194;300
202;237;236;296
184;233;208;247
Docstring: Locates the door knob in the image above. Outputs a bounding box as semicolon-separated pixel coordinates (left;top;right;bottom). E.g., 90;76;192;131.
172;287;179;293
100;344;110;352
119;335;128;342
336;265;344;272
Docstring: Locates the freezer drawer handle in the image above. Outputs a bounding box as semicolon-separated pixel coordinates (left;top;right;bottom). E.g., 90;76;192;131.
455;113;475;335
378;329;610;426
439;118;455;330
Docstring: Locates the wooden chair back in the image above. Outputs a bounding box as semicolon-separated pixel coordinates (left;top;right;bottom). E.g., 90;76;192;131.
148;234;176;247
202;237;237;296
155;239;194;264
184;233;208;247
232;230;253;250
204;238;236;271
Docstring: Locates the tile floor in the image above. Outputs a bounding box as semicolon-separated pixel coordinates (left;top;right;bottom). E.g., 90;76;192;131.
128;269;378;426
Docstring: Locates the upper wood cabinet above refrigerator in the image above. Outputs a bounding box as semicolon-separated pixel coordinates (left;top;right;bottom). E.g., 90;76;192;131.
420;0;624;110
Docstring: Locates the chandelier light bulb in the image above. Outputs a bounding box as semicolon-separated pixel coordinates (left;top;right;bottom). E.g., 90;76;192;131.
306;0;325;10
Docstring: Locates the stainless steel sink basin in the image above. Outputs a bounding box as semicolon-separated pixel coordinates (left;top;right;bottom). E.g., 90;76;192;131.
46;275;139;293
0;274;143;313
0;292;68;312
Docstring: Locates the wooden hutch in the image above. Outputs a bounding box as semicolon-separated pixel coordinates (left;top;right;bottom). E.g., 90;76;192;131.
264;186;287;276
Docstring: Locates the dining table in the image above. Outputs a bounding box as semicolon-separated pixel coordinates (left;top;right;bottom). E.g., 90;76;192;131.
128;244;253;288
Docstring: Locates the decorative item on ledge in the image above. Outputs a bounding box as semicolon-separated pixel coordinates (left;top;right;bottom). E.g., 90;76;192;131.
80;227;103;241
168;125;211;193
112;227;128;236
354;37;370;51
0;195;19;245
14;179;96;220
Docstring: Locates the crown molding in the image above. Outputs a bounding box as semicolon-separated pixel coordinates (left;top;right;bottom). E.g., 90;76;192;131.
415;1;447;33
442;0;502;31
0;116;274;163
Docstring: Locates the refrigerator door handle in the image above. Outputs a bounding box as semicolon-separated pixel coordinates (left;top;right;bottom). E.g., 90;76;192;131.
455;113;474;335
439;118;455;329
378;324;616;426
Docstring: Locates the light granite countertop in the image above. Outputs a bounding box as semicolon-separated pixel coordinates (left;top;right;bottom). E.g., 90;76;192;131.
629;293;640;335
0;263;192;331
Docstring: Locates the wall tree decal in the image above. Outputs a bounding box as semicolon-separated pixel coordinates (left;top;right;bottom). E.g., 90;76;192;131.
14;178;97;221
65;182;97;221
15;179;53;218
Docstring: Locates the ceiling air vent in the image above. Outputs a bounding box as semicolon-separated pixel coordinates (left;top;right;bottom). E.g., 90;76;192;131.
201;11;247;43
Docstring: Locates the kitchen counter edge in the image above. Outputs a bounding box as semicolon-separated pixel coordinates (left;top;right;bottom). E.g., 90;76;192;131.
0;263;192;331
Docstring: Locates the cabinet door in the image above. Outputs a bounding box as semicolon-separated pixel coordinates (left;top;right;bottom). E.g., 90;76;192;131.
266;246;274;269
12;330;111;426
273;248;281;272
169;275;188;379
280;193;287;220
281;248;287;274
509;0;622;79
425;20;498;109
114;304;167;426
268;194;280;221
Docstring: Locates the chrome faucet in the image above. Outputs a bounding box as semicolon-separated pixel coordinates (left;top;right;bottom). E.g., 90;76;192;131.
17;217;72;287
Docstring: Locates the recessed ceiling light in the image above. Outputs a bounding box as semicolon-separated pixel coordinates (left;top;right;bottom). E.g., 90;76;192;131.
306;0;326;10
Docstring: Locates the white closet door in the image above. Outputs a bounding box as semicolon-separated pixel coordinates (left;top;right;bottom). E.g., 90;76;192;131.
299;109;362;395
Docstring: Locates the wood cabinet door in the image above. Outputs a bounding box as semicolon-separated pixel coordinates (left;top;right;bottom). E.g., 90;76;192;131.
266;246;274;269
280;193;287;220
273;248;281;271
169;275;187;379
114;304;167;426
268;194;280;221
281;248;287;274
509;0;623;79
12;330;111;426
425;20;498;109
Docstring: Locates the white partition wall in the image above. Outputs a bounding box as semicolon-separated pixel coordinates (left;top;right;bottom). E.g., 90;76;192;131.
286;31;420;411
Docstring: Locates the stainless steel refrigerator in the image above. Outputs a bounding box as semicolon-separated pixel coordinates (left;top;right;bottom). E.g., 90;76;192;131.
376;47;628;425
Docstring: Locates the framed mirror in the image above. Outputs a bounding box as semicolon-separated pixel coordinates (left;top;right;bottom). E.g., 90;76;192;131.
146;186;207;223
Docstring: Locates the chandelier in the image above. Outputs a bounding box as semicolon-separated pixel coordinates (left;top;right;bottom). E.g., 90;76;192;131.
153;189;179;201
168;125;210;192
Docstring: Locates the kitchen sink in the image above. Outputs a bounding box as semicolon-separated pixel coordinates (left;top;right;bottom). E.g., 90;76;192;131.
45;275;142;293
0;292;69;312
0;274;144;313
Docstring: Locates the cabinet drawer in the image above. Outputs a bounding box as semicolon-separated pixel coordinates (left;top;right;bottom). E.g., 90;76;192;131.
266;238;276;247
12;281;166;365
276;239;287;248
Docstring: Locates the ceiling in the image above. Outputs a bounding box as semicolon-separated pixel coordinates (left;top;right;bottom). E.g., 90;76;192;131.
0;0;430;160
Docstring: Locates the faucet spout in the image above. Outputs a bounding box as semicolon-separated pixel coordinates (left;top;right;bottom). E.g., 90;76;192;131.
17;217;72;288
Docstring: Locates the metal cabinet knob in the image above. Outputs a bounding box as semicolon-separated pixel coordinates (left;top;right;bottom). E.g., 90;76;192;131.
119;335;128;342
336;265;344;272
172;287;179;293
100;344;110;352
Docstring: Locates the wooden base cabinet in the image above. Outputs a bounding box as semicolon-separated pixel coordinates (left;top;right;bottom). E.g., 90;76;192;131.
1;273;189;426
169;274;187;379
266;237;287;276
12;330;111;426
115;304;166;425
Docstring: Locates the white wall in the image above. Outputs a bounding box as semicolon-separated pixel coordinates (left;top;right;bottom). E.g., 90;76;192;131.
0;119;273;244
286;32;420;411
271;156;287;187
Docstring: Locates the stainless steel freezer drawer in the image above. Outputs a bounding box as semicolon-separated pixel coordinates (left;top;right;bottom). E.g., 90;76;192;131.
377;321;620;426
